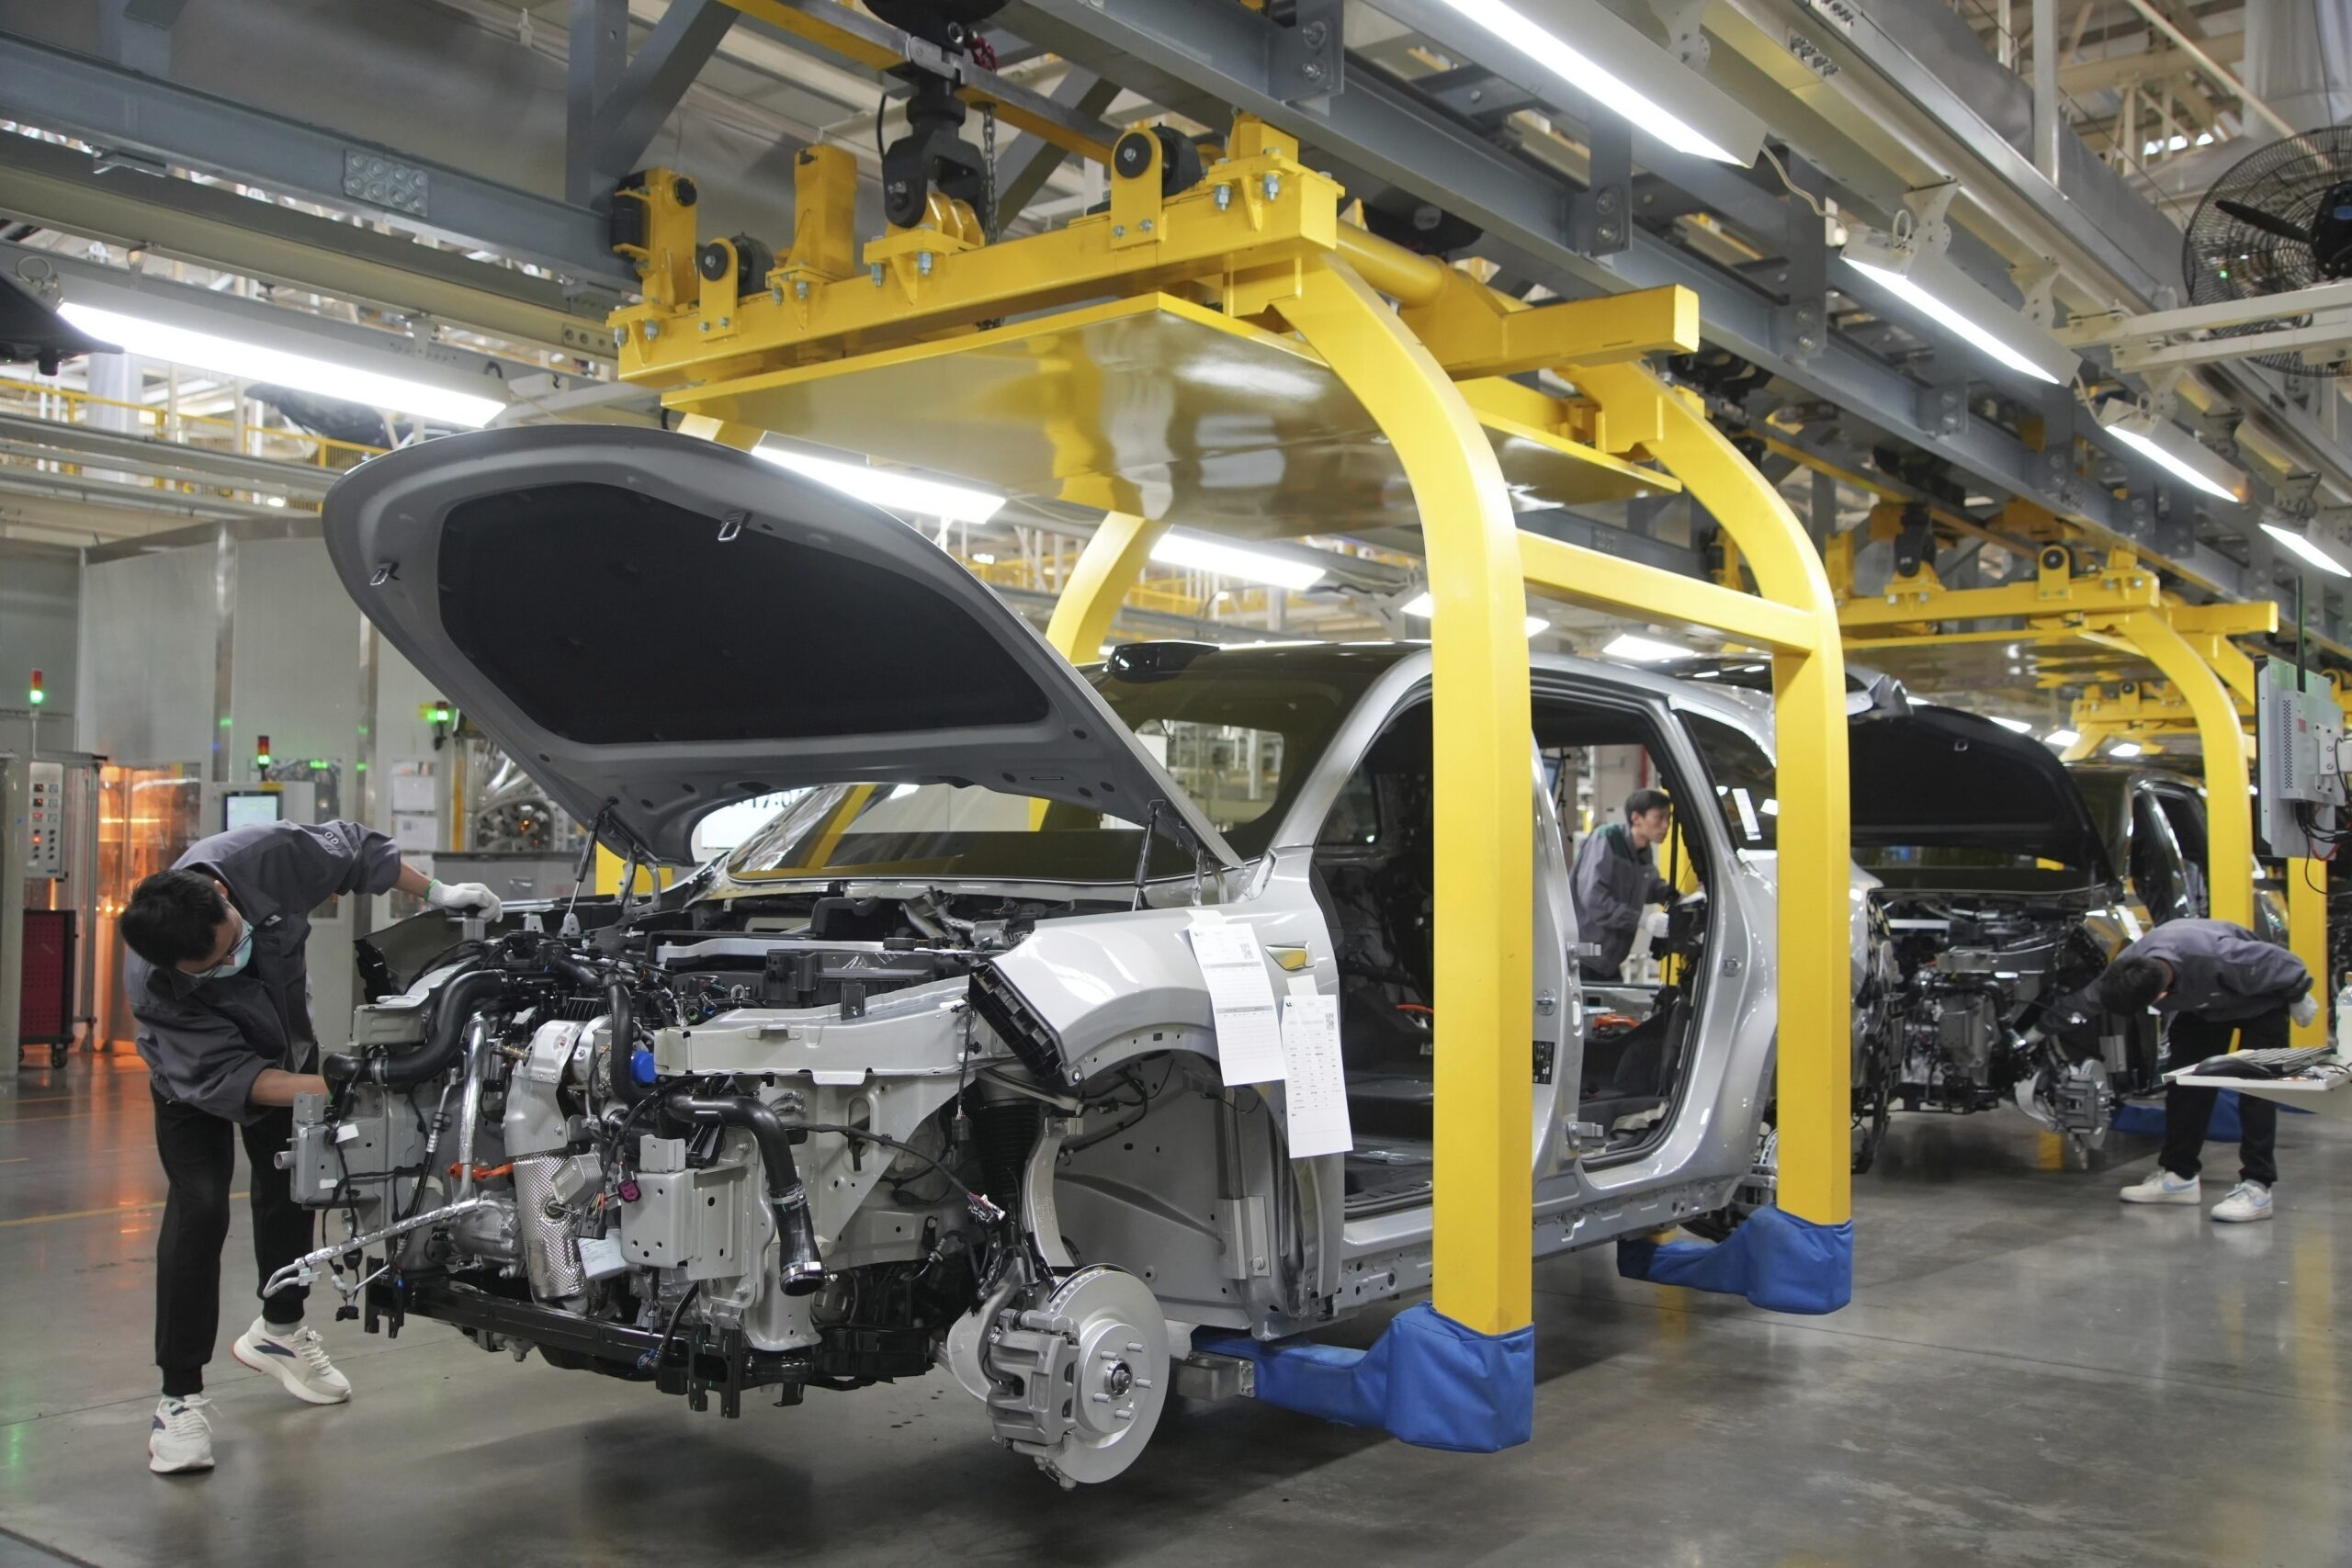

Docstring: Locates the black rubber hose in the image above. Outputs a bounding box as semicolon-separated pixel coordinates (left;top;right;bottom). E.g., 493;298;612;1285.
322;967;507;1089
606;980;644;1107
662;1089;826;1296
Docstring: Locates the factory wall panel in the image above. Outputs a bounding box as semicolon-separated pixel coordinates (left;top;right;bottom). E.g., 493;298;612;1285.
0;547;78;756
227;537;358;786
77;545;216;768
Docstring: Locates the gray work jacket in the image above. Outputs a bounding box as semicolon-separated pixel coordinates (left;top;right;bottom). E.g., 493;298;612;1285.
1570;821;1676;976
130;819;402;1122
2097;917;2312;1023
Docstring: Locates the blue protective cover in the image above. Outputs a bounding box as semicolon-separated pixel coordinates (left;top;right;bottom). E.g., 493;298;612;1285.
1615;1206;1852;1314
1194;1303;1533;1452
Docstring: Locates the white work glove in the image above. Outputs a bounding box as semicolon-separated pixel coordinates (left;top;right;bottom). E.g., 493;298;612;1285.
427;879;504;923
2290;992;2319;1028
1642;909;1671;939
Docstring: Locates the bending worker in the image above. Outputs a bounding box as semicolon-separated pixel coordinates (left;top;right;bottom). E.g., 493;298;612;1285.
1571;787;1677;981
119;817;503;1475
2069;918;2316;1224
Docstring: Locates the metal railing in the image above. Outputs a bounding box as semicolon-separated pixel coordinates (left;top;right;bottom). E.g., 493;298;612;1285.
0;374;389;471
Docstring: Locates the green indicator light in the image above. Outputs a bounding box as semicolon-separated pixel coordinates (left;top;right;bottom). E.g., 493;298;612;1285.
27;688;42;705
308;759;328;770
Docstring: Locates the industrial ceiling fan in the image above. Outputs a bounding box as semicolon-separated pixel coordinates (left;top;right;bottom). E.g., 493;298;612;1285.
2182;124;2352;378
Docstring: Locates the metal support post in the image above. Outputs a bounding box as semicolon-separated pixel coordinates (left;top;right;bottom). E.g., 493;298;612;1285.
1574;364;1852;1229
1043;514;1170;661
567;0;628;207
96;0;189;75
2030;0;2062;186
1273;257;1533;1335
0;756;24;1072
2289;857;2328;1045
2105;612;2254;928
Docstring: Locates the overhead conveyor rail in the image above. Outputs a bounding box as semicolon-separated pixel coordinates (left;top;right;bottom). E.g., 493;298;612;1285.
605;114;1853;1375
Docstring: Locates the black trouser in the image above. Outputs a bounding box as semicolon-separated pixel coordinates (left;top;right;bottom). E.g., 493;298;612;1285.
2158;1006;2285;1189
153;1080;313;1397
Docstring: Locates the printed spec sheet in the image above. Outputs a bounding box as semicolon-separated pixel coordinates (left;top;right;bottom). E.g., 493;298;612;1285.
1279;976;1353;1157
1186;911;1287;1086
1182;913;1354;1157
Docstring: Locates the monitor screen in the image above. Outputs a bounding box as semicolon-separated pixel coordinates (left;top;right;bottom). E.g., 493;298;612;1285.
223;791;282;832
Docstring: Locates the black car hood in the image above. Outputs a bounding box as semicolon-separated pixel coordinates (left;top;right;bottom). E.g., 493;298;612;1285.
1849;705;2116;882
322;426;1238;866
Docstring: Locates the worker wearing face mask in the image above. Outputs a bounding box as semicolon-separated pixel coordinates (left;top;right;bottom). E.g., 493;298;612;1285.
118;818;503;1475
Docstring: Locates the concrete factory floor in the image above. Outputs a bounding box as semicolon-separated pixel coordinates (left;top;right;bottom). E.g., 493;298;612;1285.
3;1051;2346;1568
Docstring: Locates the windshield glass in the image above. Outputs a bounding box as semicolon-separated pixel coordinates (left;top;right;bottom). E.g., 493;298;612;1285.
721;646;1400;882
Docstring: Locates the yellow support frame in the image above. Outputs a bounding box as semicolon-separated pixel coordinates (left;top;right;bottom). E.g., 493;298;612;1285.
619;118;1853;1337
1838;556;2265;932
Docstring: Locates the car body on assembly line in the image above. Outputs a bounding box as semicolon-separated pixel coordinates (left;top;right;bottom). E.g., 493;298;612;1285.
288;424;1844;1487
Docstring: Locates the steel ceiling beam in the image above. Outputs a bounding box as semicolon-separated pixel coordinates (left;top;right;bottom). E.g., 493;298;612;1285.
0;134;624;361
572;0;743;207
0;31;635;286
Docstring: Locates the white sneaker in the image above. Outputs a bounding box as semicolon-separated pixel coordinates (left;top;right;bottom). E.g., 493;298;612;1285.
2211;1180;2275;1224
2119;1168;2201;1205
149;1395;214;1474
231;1316;352;1404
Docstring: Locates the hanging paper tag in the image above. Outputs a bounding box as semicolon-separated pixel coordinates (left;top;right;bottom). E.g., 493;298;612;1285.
1279;976;1353;1157
1186;911;1287;1086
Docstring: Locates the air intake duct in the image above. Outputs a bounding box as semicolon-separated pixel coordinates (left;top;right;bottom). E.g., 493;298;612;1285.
662;1089;825;1296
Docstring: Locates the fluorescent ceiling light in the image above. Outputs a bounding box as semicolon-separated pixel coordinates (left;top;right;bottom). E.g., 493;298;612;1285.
754;445;1004;523
1601;632;1689;662
1151;531;1328;591
1397;591;1549;637
58;300;505;427
1839;231;2077;387
1989;716;2035;734
1426;0;1749;163
2261;521;2352;579
2095;406;2247;502
2108;742;2143;758
2044;728;2081;747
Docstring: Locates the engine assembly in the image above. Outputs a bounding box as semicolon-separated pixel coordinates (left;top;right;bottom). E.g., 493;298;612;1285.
270;888;1205;1486
1870;896;2143;1143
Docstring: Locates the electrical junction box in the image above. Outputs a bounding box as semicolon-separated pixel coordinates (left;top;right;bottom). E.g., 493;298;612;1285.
2256;657;2346;859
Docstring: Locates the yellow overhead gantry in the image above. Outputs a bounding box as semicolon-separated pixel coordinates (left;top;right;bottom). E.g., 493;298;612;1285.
1831;537;2330;1043
606;118;1851;1348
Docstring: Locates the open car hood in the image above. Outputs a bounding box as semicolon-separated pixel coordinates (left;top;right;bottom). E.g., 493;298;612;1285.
322;426;1238;867
1849;704;2115;882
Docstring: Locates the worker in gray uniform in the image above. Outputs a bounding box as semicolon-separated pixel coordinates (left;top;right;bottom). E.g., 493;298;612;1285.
1571;788;1678;981
2065;918;2316;1224
118;818;503;1475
